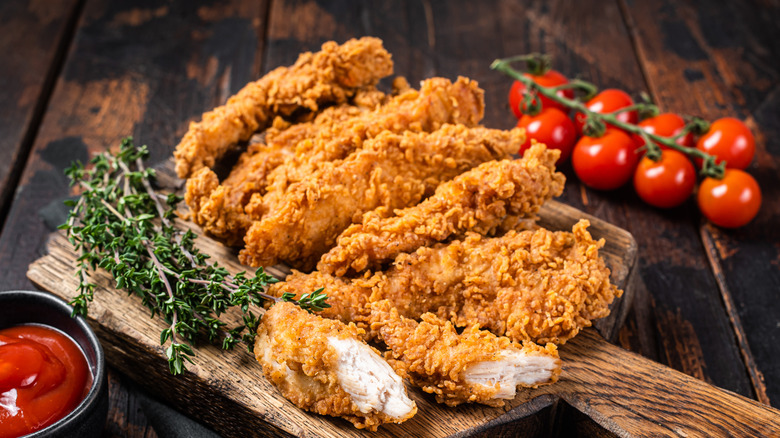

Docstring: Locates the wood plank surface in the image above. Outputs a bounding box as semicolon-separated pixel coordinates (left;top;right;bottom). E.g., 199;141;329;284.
28;196;636;437
0;0;269;434
0;0;81;226
487;0;756;400
29;207;780;437
3;0;780;436
620;0;780;406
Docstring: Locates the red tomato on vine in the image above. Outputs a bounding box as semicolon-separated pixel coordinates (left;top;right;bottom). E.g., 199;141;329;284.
516;108;577;162
572;129;640;190
575;89;638;135
695;117;755;170
508;70;573;118
633;150;696;208
697;169;761;228
633;113;694;150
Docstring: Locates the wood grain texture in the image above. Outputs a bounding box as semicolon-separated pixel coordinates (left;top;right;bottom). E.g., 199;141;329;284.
523;329;780;437
620;0;780;406
0;0;81;225
0;0;266;291
6;0;780;435
487;0;755;400
0;0;269;434
28;195;638;437
29;206;780;436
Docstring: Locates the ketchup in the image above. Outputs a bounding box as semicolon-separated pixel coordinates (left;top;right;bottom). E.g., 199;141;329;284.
0;325;92;438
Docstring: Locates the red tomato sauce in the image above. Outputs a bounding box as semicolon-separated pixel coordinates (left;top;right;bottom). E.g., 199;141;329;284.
0;325;92;438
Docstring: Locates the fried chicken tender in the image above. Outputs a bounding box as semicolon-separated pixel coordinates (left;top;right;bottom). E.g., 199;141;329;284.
318;143;566;275
368;300;561;407
174;37;393;178
255;302;416;430
261;76;486;197
239;125;524;269
270;220;621;345
185;77;485;244
184;105;366;244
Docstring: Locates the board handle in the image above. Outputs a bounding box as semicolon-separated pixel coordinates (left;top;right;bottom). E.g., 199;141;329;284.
531;329;780;437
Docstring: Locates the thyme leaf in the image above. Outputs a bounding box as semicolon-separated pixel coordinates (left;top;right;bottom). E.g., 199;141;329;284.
61;137;329;375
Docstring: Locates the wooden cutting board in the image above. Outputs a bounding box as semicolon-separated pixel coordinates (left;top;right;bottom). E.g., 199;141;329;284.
26;163;780;437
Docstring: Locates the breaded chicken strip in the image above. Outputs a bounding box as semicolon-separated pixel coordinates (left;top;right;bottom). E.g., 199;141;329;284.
256;302;416;430
186;77;485;244
270;220;621;345
318;143;565;275
184;104;367;245
239;125;524;269
262;76;485;196
369;300;561;407
174;37;393;178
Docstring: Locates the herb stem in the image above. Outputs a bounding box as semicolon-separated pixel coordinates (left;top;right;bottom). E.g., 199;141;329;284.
61;138;327;375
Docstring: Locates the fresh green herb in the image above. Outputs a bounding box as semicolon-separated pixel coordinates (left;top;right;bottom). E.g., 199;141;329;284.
60;137;329;375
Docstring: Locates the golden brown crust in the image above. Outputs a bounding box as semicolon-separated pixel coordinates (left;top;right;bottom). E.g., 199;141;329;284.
269;221;622;345
239;125;521;269
369;300;561;407
174;37;393;178
318;143;563;275
256;302;416;430
184;77;486;245
261;76;487;199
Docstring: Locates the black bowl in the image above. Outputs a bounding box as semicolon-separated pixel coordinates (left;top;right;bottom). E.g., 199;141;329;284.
0;290;107;438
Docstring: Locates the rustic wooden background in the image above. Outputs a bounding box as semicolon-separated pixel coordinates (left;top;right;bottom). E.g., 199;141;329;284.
0;0;777;436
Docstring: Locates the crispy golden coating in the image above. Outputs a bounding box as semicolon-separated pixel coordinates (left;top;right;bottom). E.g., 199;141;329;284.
184;168;253;246
174;37;393;178
270;220;622;345
239;125;523;269
262;76;486;197
318;143;565;275
256;302;416;430
369;300;561;407
184;105;364;244
185;77;485;245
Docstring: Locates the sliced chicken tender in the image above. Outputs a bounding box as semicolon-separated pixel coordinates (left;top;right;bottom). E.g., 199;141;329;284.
318;143;565;275
255;302;416;430
174;36;393;178
369;300;561;407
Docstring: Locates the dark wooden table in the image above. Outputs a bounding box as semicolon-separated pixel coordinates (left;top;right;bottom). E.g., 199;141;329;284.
1;0;778;436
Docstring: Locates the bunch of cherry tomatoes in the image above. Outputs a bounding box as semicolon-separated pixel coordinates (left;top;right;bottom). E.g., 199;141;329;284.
503;63;762;228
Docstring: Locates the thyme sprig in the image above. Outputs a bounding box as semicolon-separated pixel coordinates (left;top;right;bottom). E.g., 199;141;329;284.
60;137;329;375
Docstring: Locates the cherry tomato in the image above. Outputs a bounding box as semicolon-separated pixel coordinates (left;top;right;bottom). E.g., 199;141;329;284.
697;169;761;228
695;117;755;169
633;150;696;208
508;70;573;119
572;128;640;190
516;108;577;162
633;113;694;150
575;89;638;135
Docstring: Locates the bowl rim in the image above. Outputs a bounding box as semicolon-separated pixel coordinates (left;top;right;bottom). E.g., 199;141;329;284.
0;289;106;437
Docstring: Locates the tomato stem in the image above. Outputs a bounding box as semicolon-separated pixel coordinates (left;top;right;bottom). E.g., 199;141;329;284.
550;80;598;100
491;57;726;179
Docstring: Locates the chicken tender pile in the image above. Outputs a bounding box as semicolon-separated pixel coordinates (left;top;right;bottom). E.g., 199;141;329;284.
270;220;621;345
177;37;624;430
318;143;565;275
